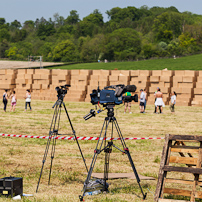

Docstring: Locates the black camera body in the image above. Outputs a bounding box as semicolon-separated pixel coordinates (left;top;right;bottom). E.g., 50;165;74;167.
90;84;138;106
123;94;138;103
55;85;70;99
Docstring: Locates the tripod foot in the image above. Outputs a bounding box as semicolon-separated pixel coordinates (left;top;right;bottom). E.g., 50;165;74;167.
79;195;84;201
143;193;147;200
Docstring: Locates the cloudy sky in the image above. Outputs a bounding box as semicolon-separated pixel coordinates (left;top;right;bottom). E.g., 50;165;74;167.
1;0;202;24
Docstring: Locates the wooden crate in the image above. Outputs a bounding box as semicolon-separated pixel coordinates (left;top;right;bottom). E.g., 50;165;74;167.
155;134;202;202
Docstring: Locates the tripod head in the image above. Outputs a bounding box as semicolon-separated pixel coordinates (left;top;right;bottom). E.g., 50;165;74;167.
55;84;70;101
83;105;115;121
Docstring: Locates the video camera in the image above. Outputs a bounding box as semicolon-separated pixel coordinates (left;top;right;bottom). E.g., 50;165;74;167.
90;84;138;106
55;84;70;99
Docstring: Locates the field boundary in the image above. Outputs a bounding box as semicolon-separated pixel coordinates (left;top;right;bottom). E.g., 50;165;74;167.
0;133;164;141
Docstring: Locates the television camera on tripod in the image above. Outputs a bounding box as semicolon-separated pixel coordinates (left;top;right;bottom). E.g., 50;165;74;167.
84;84;138;120
80;84;147;201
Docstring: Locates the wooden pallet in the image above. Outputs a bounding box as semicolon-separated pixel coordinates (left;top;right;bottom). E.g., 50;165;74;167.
155;134;202;202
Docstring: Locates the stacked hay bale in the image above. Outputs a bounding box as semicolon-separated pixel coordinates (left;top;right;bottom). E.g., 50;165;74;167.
130;70;151;99
172;70;196;106
147;70;173;105
31;69;51;100
48;69;71;101
191;71;202;106
109;70;130;86
0;69;17;95
66;70;91;102
15;69;34;99
85;70;110;102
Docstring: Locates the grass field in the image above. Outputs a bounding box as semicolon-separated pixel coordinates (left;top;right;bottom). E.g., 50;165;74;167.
49;54;202;70
0;100;202;202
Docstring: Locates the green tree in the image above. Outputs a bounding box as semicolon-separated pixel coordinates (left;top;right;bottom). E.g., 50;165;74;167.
103;28;141;61
153;12;183;42
0;39;9;58
36;18;56;40
52;40;76;61
65;10;80;25
10;20;21;30
0;18;6;26
0;28;10;42
80;34;105;61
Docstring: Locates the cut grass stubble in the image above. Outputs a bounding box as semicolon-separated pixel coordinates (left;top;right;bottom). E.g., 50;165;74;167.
0;100;202;201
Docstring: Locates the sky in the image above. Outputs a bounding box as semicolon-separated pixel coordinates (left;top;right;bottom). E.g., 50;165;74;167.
1;0;202;24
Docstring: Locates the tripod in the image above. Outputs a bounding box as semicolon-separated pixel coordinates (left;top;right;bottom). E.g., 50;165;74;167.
36;91;88;193
79;105;147;201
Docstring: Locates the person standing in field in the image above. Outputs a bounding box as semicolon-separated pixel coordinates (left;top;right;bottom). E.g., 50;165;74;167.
124;91;132;114
139;89;145;113
10;91;17;112
2;89;8;112
25;89;32;111
170;91;177;113
155;88;164;114
143;89;147;113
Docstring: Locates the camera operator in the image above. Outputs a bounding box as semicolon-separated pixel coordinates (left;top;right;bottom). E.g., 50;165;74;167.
124;91;132;114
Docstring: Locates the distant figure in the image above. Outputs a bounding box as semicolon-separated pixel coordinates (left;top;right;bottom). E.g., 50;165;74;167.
10;91;17;112
139;89;145;113
155;88;164;114
2;89;8;112
25;89;32;111
170;91;177;113
154;87;160;113
143;89;147;112
124;92;132;114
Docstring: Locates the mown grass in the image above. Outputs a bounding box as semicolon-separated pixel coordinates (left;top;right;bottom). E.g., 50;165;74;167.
49;54;202;70
0;100;202;201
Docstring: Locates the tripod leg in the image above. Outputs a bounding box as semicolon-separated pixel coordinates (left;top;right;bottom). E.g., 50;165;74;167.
63;102;88;172
36;102;60;193
104;145;111;192
79;118;111;201
113;118;147;199
36;135;53;193
48;104;62;185
48;134;57;185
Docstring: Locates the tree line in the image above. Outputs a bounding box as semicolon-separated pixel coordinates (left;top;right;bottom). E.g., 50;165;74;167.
1;6;202;62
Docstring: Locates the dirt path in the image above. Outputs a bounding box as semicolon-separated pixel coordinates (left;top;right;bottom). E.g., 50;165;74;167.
0;60;63;69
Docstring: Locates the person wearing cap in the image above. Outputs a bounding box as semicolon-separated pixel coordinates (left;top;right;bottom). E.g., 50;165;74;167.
139;89;145;113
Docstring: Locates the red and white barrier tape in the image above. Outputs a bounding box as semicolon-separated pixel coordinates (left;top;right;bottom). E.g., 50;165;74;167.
0;133;164;141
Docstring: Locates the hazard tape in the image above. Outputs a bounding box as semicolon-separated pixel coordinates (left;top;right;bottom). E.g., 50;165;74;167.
0;133;164;141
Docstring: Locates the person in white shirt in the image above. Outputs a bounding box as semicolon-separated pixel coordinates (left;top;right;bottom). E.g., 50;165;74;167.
25;89;32;111
170;91;177;113
10;91;17;112
139;89;145;113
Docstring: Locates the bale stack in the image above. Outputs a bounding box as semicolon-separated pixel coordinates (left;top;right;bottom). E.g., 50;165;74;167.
147;70;173;105
130;70;150;96
14;69;34;99
65;70;91;102
0;69;17;95
31;69;51;100
85;70;110;102
48;69;71;101
191;71;202;106
171;70;196;106
109;70;130;86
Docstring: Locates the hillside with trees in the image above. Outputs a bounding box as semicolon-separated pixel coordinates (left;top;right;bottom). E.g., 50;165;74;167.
1;6;202;63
